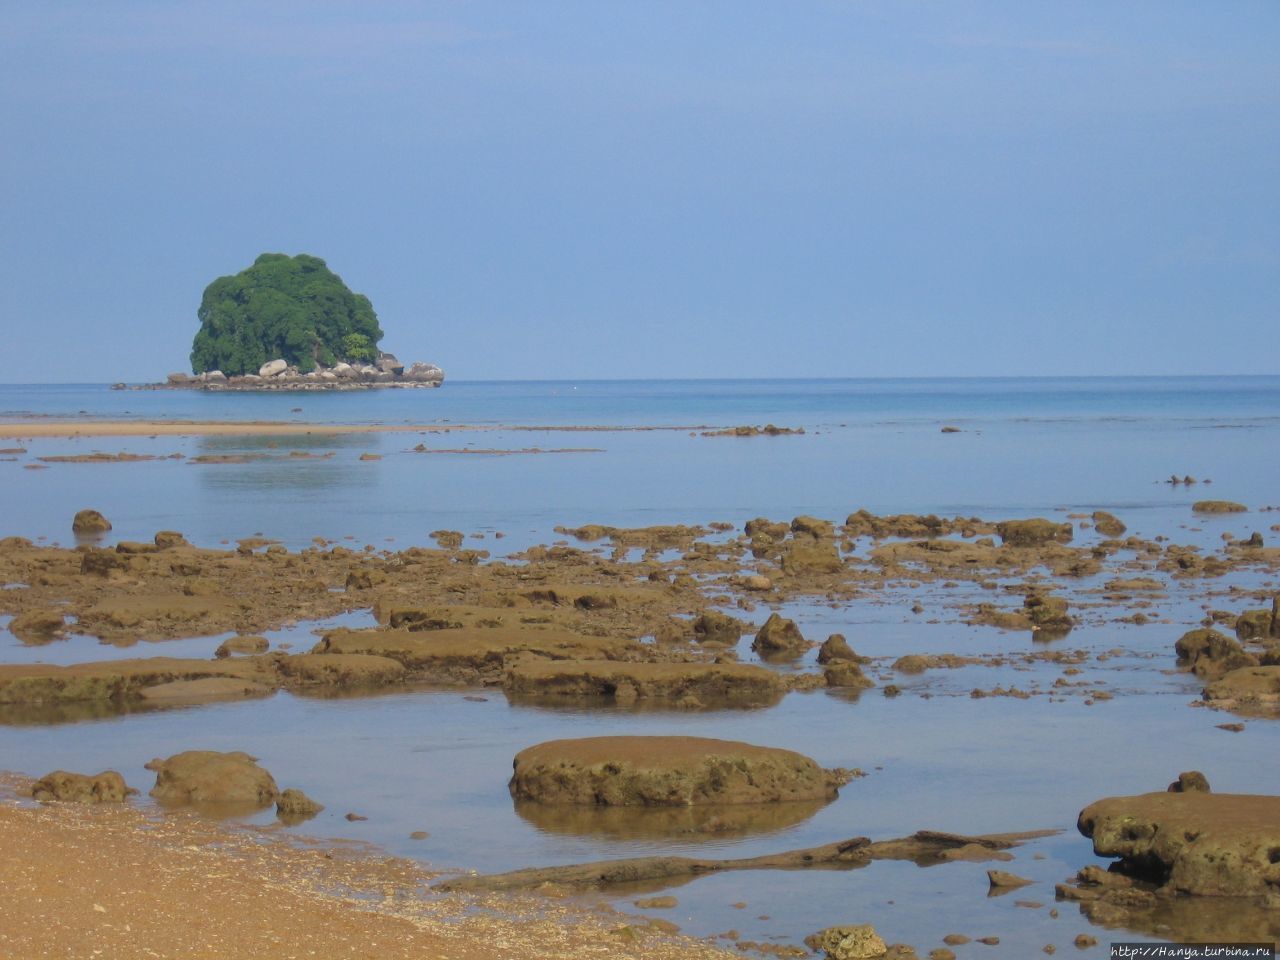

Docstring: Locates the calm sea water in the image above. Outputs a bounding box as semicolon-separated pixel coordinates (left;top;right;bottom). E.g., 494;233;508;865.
2;377;1279;953
1;376;1277;551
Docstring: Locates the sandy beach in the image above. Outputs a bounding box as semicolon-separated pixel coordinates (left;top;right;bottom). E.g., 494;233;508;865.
0;782;730;960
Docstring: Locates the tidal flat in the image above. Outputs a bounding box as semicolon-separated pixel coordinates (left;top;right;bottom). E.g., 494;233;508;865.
1;377;1278;957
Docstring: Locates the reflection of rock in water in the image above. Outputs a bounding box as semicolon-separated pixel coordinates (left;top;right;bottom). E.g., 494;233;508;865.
514;797;829;841
1067;892;1280;945
0;698;166;727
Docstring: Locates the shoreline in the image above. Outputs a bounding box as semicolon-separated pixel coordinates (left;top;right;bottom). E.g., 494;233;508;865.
0;775;729;960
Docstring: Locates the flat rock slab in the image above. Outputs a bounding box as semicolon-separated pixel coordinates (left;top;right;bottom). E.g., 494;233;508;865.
1204;665;1280;716
510;736;848;806
314;628;636;684
1078;792;1280;897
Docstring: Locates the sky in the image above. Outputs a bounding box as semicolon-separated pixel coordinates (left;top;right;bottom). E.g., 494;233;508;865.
1;1;1277;382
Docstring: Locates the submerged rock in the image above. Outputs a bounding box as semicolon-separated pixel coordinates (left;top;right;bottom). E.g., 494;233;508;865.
509;736;851;806
29;769;136;803
1078;791;1280;897
146;750;279;808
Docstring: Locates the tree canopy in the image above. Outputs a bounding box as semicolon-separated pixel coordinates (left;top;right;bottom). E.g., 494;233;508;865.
190;253;384;375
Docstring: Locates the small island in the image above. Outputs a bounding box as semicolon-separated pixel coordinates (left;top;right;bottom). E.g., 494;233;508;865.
128;253;444;391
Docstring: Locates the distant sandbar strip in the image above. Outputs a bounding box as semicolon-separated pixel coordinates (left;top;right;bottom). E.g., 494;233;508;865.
0;420;710;439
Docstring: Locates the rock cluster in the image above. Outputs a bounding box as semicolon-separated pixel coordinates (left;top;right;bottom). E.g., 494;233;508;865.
151;353;444;391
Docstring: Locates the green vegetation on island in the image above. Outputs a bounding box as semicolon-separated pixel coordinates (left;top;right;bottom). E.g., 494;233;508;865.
190;253;384;375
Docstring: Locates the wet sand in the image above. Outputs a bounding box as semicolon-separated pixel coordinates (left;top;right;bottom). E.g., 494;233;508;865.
0;785;730;960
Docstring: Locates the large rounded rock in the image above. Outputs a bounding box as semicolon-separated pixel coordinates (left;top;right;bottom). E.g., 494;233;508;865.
510;736;850;806
146;750;278;808
259;359;288;378
72;509;111;535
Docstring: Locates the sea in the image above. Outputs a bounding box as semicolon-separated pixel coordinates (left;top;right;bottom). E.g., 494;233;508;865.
1;376;1278;953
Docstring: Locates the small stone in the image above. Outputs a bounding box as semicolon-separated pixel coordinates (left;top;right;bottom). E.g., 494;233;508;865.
345;812;368;822
977;937;1000;945
1073;934;1097;948
804;925;888;960
942;935;969;946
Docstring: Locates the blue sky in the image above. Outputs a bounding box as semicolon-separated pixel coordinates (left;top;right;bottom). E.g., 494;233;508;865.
1;1;1276;381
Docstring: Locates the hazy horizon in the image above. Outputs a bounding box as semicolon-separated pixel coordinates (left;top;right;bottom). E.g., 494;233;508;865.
2;2;1276;383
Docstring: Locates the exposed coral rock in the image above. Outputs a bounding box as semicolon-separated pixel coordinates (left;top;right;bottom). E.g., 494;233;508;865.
1192;500;1247;513
995;519;1073;547
1167;771;1211;793
1078;791;1280;897
509;736;851;806
29;770;136;803
1091;511;1127;537
72;509;111;535
804;925;888;960
1175;628;1258;679
751;613;809;657
146;750;279;808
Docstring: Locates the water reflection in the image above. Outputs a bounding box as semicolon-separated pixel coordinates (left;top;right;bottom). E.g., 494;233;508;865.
514;797;830;842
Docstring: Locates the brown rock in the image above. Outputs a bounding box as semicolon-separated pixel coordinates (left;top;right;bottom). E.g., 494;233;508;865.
146;751;279;808
1235;610;1273;641
277;788;324;822
781;540;843;576
72;509;111;535
7;610;67;644
634;896;678;909
752;613;809;657
817;634;860;664
29;770;136;803
1203;665;1280;714
1192;500;1247;513
1091;511;1126;537
509;736;850;807
692;610;745;644
825;662;875;689
154;530;189;549
1078;791;1280;896
804;924;888;959
504;659;784;705
215;635;270;658
995;519;1073;547
1175;628;1257;679
987;870;1033;889
1167;771;1211;793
